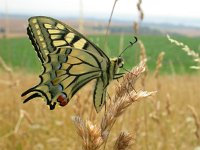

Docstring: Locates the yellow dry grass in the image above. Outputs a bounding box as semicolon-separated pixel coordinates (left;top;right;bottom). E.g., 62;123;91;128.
0;71;200;150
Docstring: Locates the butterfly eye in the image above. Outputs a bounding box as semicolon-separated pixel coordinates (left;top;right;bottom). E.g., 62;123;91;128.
117;57;124;68
119;62;124;68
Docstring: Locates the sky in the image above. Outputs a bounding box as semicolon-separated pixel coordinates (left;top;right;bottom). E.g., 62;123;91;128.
0;0;200;25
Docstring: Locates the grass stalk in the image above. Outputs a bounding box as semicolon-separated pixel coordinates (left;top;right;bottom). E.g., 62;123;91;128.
104;0;118;49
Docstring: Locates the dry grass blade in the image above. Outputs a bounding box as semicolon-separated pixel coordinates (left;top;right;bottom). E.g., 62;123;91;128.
14;109;32;134
165;93;172;115
79;0;84;33
73;94;82;116
188;105;200;141
0;109;32;139
104;0;118;49
73;89;93;118
0;56;13;73
113;132;135;150
119;33;124;53
0;56;20;88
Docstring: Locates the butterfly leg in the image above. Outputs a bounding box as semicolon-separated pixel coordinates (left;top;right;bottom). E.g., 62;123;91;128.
104;91;112;113
116;73;137;93
114;73;125;79
107;92;112;101
93;78;107;112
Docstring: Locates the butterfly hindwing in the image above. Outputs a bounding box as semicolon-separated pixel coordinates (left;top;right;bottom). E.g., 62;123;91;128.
93;77;107;112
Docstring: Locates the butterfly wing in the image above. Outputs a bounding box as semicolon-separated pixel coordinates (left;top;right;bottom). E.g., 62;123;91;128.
27;16;110;63
93;77;107;112
22;16;110;111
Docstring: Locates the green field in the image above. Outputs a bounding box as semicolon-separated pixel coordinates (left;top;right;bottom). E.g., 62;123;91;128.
0;34;200;150
0;34;199;74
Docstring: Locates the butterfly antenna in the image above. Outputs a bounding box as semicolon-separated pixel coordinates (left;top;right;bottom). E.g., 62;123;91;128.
122;67;131;73
119;36;138;57
122;67;138;79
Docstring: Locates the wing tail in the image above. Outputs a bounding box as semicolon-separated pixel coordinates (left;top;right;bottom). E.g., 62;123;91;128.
23;93;41;103
21;86;57;110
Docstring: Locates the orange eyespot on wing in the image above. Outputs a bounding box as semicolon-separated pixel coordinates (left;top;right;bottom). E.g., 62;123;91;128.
57;93;69;106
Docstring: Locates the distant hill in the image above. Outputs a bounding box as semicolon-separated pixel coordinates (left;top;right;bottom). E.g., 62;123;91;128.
142;22;200;37
0;14;200;38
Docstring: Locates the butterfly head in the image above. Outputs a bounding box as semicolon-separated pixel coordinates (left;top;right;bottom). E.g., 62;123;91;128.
111;57;124;70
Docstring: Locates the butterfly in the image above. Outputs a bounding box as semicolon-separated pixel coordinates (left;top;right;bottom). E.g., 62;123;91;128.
21;16;137;112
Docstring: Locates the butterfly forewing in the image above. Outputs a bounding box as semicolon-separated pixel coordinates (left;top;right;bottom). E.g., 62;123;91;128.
27;16;109;63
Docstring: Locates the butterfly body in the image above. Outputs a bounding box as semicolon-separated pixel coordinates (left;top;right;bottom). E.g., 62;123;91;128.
22;16;125;112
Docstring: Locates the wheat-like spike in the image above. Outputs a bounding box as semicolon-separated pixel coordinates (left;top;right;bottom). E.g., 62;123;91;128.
72;116;87;142
115;61;146;99
167;34;200;69
134;0;144;34
72;116;104;150
139;40;147;62
101;62;155;132
136;0;144;21
154;52;165;78
138;40;148;88
101;90;156;148
190;66;200;70
133;21;139;35
113;132;135;150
